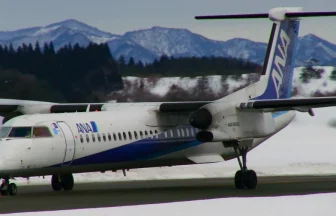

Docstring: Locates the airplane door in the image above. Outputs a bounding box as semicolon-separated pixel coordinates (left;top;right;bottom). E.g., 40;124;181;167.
57;121;75;166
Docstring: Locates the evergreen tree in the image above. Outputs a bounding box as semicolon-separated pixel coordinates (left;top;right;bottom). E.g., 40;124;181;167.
330;68;336;81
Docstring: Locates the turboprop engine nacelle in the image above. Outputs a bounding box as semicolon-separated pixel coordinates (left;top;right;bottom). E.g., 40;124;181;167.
196;129;232;142
190;102;276;141
189;108;213;129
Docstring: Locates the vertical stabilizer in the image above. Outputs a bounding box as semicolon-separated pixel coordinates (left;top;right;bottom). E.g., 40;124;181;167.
255;7;302;99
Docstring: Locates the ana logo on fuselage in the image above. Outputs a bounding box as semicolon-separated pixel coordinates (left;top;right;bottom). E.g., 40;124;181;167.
76;121;98;133
272;29;290;98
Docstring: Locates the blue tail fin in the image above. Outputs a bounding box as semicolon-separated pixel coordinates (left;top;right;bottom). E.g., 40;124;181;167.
256;9;301;99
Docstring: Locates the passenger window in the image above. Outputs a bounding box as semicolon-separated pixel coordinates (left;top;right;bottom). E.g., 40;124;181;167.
113;133;117;141
181;128;185;137
123;132;127;140
108;133;112;141
80;134;84;143
118;133;122;140
190;128;194;136
186;128;189;137
128;132;132;140
177;129;181;137
103;133;106;142
144;131;148;136
8;127;32;138
86;134;89;143
140;131;143;138
150;130;153;135
155;130;158;134
134;131;138;140
92;134;96;142
97;133;101;142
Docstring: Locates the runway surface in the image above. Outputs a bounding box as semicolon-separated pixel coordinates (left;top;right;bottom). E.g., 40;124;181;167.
1;175;336;214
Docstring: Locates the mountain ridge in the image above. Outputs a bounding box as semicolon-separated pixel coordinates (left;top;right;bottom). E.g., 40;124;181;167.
0;19;335;67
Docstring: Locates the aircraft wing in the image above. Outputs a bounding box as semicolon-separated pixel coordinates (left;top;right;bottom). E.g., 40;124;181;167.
0;99;111;123
158;101;211;112
238;97;336;113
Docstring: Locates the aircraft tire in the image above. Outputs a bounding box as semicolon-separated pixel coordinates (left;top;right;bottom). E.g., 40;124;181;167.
0;183;8;196
8;183;17;196
243;170;257;189
51;175;62;191
61;174;74;191
234;170;245;189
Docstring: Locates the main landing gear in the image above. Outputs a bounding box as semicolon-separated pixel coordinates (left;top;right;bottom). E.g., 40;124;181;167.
0;178;17;196
51;174;74;191
233;147;257;189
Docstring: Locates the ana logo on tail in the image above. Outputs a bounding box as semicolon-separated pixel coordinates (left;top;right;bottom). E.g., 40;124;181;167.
272;29;290;98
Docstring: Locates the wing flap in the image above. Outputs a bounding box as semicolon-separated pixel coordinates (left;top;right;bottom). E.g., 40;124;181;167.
187;154;224;164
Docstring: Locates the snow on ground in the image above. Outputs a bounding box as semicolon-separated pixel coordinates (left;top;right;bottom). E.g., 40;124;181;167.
4;193;336;216
123;66;336;97
292;66;336;96
10;106;336;186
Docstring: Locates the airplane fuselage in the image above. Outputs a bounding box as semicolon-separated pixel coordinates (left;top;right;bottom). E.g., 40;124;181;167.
0;106;295;178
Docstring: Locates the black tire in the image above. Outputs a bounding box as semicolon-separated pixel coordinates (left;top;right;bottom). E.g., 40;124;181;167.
243;170;258;189
0;183;8;196
51;175;62;191
234;170;245;189
61;174;74;191
8;183;17;196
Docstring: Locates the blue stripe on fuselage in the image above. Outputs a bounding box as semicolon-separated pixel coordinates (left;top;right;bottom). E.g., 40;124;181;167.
51;128;201;167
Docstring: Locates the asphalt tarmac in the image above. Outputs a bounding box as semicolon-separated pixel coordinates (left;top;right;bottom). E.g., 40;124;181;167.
1;175;336;214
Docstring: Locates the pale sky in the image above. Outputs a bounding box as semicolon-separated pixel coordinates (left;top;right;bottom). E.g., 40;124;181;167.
1;0;336;43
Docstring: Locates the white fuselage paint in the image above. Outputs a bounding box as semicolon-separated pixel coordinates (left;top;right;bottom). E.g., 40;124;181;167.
0;106;295;178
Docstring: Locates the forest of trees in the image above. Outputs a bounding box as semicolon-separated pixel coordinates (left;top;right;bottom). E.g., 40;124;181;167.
118;55;260;77
0;42;259;102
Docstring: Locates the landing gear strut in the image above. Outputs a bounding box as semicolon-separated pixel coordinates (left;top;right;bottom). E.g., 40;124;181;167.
0;178;17;196
233;147;257;189
51;174;74;191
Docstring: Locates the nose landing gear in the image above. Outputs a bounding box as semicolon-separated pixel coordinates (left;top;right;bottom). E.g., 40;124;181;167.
0;178;17;196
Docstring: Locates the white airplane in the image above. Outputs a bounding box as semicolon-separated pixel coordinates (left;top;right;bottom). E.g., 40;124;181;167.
1;7;336;196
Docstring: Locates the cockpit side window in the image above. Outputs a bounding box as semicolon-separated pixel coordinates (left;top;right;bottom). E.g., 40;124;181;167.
32;127;52;138
8;127;32;138
0;127;11;138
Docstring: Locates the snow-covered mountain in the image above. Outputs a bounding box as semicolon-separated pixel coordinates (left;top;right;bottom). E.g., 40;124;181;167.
0;19;119;50
0;19;336;67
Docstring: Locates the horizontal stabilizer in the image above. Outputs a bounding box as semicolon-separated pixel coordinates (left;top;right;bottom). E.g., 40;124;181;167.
195;11;336;20
238;97;336;112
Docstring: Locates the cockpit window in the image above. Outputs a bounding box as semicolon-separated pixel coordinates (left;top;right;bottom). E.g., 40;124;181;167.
0;127;12;138
33;127;52;138
8;127;32;138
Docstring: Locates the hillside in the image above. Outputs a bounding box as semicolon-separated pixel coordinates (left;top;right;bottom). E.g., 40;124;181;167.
108;66;336;102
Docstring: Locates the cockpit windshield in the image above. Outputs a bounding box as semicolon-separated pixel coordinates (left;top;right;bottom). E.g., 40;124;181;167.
0;127;32;138
0;126;52;138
